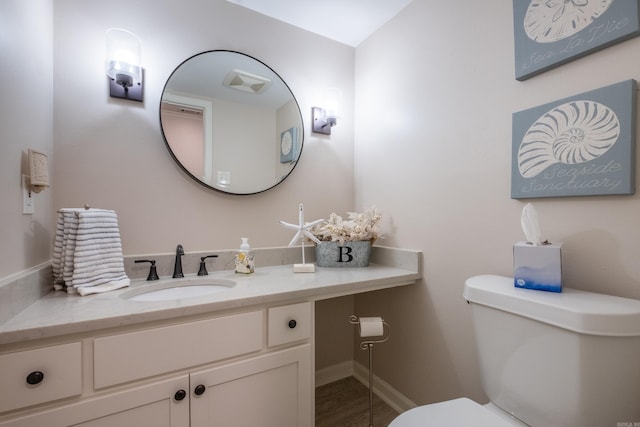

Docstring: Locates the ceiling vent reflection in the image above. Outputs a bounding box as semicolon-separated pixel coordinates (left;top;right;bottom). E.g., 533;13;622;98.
223;69;271;94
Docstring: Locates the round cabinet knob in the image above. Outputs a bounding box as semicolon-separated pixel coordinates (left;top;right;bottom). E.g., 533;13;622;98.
26;371;44;385
174;389;187;401
288;319;297;329
194;384;206;396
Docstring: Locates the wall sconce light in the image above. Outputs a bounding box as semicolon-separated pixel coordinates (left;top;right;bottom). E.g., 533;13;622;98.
312;88;342;135
105;28;143;102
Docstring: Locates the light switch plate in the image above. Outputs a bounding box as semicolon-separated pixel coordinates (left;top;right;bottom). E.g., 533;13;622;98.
22;175;34;215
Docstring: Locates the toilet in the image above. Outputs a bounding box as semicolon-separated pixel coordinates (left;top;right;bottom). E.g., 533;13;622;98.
390;275;640;427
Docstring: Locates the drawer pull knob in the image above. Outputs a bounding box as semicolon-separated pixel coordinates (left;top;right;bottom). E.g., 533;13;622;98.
288;319;297;329
194;384;206;396
174;389;187;401
26;371;44;385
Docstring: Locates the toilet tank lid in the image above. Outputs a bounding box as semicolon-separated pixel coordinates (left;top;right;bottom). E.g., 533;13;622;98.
464;275;640;336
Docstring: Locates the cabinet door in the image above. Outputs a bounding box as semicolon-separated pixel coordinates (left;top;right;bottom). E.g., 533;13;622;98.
0;375;189;427
190;344;312;427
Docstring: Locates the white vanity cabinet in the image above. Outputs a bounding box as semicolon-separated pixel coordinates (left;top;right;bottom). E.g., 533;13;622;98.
0;302;313;427
92;310;265;389
0;375;190;427
190;344;311;426
190;302;312;427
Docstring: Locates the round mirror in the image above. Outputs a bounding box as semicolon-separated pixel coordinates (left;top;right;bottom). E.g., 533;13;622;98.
160;50;304;195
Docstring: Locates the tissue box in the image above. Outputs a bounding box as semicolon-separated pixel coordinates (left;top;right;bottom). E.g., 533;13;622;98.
513;241;563;293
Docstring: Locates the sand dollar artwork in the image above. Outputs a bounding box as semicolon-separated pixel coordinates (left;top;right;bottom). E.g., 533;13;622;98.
524;0;614;43
518;100;620;178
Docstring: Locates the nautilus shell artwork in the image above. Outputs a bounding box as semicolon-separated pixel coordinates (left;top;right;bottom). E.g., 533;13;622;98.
524;0;614;43
518;100;620;178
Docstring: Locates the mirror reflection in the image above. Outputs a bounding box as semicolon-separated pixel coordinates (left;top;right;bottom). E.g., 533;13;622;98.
160;50;303;194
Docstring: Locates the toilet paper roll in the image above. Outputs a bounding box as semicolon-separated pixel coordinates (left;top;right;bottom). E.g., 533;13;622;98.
358;317;384;338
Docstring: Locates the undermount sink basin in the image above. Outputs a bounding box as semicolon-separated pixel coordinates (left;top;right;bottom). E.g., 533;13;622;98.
121;277;236;302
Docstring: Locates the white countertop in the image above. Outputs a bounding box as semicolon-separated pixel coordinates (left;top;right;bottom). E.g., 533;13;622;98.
0;253;421;346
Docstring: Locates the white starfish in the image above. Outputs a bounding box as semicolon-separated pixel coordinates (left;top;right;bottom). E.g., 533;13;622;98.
280;203;323;247
280;203;323;267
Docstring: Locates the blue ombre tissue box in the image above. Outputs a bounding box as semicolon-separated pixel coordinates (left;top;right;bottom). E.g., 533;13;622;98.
513;241;563;293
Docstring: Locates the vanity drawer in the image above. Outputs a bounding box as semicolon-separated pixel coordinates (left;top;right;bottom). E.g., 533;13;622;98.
0;342;82;413
94;310;263;389
268;302;311;347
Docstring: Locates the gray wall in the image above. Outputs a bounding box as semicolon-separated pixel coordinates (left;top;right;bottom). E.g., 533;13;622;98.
354;0;640;405
0;0;54;278
52;0;355;255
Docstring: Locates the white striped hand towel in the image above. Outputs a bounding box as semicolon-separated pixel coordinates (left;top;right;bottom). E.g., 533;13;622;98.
53;208;129;295
70;209;129;293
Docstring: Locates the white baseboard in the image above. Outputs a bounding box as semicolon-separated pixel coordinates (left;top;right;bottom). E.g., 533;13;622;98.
315;361;416;414
315;361;354;387
352;361;416;414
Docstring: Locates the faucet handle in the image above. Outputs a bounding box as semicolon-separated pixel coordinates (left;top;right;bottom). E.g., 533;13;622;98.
134;259;160;281
198;255;219;276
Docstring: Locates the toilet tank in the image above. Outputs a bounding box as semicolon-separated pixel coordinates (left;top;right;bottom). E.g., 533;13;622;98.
464;275;640;427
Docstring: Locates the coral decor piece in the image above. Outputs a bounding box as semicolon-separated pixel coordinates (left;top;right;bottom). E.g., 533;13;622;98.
311;207;382;244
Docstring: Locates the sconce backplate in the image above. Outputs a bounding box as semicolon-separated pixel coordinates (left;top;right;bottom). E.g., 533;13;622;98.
108;70;144;102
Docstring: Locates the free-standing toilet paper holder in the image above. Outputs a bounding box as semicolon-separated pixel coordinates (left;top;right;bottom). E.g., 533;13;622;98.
348;315;390;427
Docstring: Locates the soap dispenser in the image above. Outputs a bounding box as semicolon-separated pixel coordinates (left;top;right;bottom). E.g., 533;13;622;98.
235;237;255;274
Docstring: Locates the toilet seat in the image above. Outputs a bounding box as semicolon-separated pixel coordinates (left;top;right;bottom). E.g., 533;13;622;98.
389;398;522;427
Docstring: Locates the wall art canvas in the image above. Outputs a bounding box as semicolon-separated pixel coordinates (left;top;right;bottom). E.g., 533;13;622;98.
513;0;640;81
511;79;636;199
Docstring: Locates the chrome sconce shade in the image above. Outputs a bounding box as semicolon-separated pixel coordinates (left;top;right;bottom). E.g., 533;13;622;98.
106;28;143;102
312;87;342;135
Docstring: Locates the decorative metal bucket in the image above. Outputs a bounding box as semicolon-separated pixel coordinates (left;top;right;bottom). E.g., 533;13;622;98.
315;241;371;268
